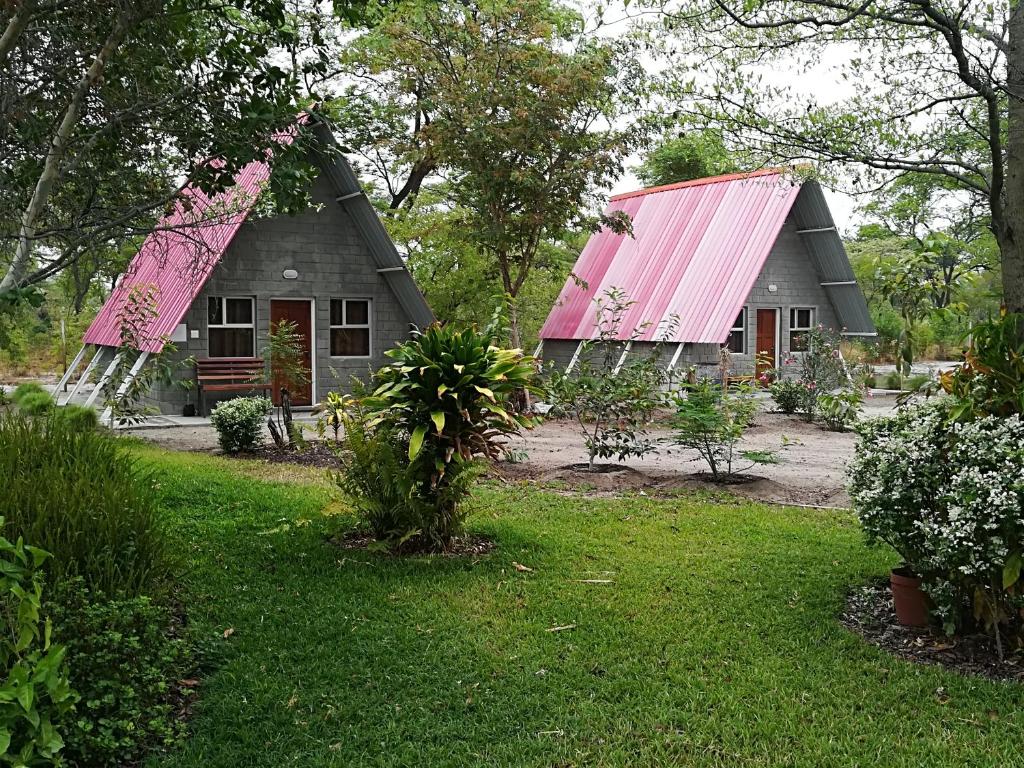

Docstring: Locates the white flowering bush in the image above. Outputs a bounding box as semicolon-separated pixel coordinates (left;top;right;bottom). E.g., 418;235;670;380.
849;402;950;570
927;416;1024;632
850;404;1024;638
209;396;271;453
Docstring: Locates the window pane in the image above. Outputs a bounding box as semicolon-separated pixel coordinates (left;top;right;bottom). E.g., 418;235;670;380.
345;300;369;326
210;328;254;358
208;296;223;325
226;298;253;325
727;331;744;354
732;309;745;331
331;328;370;357
330;299;343;326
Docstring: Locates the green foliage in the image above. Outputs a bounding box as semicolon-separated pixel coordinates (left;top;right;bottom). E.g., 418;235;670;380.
338;0;649;345
11;382;46;404
15;390;53;416
102;285;182;427
768;379;804;414
943;311;1024;420
672;379;772;481
47;579;188;768
0;528;75;766
815;389;863;432
545;289;670;469
209;396;271;453
56;404;99;432
314;391;348;442
264;320;310;450
0;411;169;596
636;130;739;187
334;408;482;550
851;402;1024;644
352;322;536;549
782;325;846;420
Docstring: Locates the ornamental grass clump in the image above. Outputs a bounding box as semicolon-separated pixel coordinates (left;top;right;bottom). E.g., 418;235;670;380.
338;323;537;552
0;411;170;597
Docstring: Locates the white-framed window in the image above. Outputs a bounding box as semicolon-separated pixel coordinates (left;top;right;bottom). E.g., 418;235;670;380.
725;308;746;354
789;307;815;352
330;298;371;357
207;296;255;357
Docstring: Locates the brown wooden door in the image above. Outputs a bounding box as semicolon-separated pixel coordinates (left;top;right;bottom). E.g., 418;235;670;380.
755;308;778;381
269;299;313;406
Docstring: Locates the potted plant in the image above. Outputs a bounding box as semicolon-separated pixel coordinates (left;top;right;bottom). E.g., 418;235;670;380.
848;403;950;627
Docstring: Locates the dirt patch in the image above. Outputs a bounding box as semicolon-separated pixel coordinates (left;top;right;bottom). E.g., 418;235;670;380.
233;442;339;469
333;530;496;558
841;581;1024;683
133;396;901;508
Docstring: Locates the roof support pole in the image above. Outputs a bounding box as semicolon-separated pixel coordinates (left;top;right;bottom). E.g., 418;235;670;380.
612;341;632;375
52;344;88;401
565;340;585;373
83;350;121;408
666;342;685;372
533;339;544;358
99;351;148;425
60;345;102;406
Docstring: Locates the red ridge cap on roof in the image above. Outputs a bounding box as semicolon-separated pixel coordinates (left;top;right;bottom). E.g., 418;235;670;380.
609;168;788;202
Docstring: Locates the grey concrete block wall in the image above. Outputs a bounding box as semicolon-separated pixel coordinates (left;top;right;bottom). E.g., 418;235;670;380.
141;172;416;414
540;213;843;380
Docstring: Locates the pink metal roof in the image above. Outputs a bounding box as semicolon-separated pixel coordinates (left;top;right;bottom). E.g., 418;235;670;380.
82;159;271;353
539;169;801;343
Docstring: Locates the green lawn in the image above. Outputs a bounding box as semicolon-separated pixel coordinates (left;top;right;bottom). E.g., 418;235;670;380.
140;446;1024;767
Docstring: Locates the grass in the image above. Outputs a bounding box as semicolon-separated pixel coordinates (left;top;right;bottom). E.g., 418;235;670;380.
136;446;1024;767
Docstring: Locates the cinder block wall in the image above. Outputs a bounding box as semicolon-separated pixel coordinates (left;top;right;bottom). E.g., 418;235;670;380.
141;173;414;415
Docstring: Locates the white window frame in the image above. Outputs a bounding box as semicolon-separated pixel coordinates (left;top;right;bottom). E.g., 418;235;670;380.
207;296;256;358
329;298;372;359
789;306;816;352
725;307;747;355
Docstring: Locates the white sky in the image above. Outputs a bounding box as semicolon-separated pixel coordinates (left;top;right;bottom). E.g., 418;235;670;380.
597;6;865;234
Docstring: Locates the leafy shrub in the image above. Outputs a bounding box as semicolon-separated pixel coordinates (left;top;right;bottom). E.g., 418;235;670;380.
782;325;846;420
47;579;188;768
349;323;536;550
850;402;1024;642
0;387;9;407
816;389;863;432
209;396;271;453
0;528;76;766
0;411;169;596
17;389;54;416
768;379;804;414
671;380;775;481
11;381;46;404
545;289;670;469
849;403;950;573
56;404;99;431
334;410;482;549
943;310;1024;419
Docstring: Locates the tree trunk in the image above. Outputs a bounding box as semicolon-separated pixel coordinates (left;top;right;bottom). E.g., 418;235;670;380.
0;0;35;67
0;10;132;292
1002;6;1024;315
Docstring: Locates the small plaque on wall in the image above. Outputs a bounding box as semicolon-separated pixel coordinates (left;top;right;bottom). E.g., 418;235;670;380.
170;323;188;343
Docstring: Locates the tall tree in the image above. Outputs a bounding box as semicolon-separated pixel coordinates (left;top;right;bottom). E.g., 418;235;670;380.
337;0;649;347
636;129;739;187
0;0;353;296
656;0;1024;315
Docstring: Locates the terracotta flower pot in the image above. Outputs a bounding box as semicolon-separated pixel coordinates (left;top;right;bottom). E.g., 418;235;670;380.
890;567;929;627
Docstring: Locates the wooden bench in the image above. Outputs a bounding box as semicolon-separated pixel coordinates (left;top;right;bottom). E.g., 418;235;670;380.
196;358;272;416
